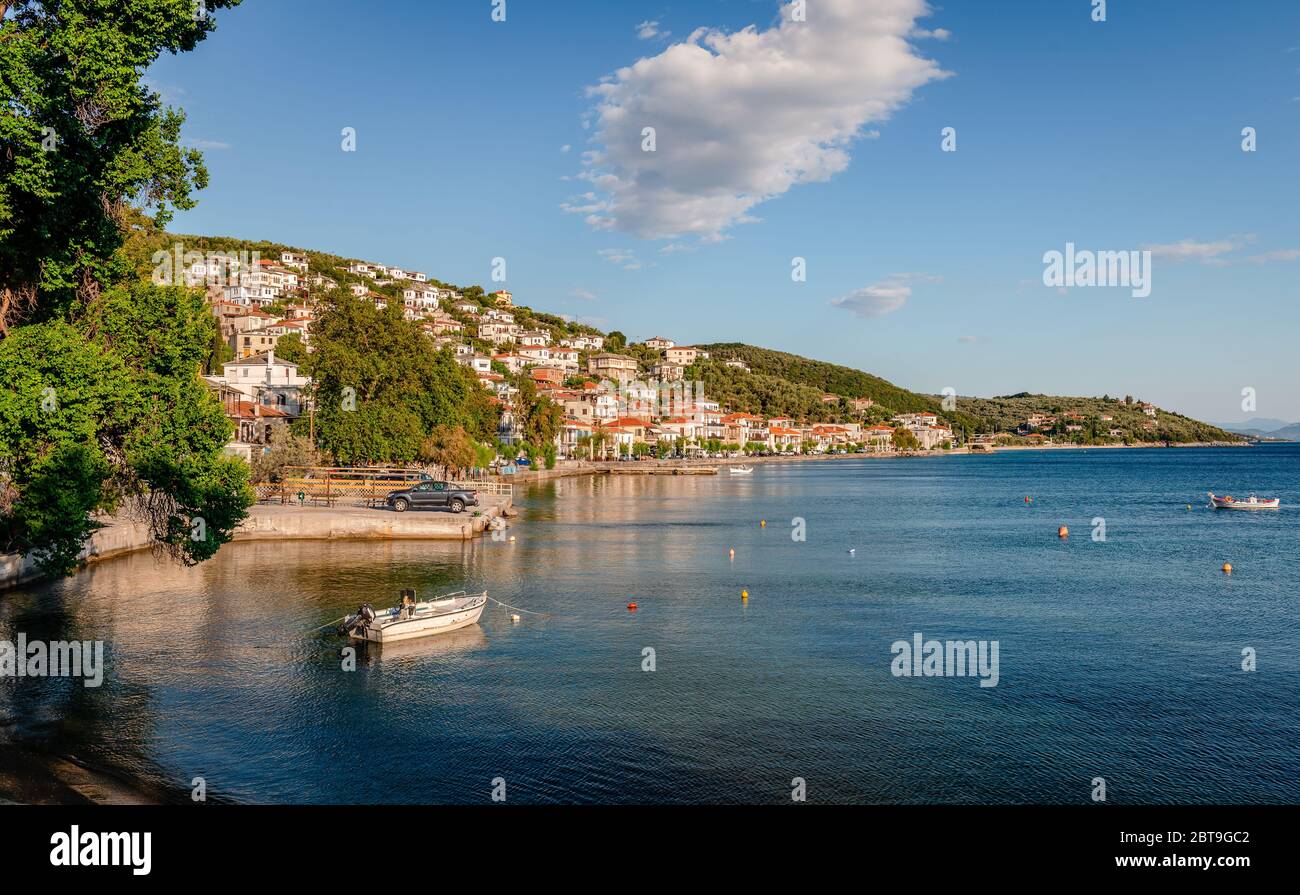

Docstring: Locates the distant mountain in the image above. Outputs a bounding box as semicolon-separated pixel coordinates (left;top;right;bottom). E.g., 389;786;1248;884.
1212;418;1300;440
1210;417;1292;434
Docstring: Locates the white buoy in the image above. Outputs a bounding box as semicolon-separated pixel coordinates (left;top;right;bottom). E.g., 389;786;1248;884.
848;548;856;555
511;614;521;623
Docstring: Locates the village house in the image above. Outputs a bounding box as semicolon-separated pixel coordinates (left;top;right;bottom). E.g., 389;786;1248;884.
561;334;605;352
219;351;310;417
665;346;702;366
519;330;551;347
587;353;639;382
651;362;684;382
492;290;514;307
549;347;580;373
1141;403;1158;417
644;336;675;350
723;358;750;372
722;412;766;446
518;345;551;363
455;301;481;315
401;283;439;312
280;251;309;272
530;367;564;387
863;424;896;450
768;425;803;452
346;262;374;277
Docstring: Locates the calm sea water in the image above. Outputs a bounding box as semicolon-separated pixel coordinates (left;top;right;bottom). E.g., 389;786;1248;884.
2;446;1297;804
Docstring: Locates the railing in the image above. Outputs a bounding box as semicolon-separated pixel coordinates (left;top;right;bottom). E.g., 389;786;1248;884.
255;467;512;506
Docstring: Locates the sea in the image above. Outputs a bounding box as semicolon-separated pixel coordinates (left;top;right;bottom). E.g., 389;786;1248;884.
1;445;1296;804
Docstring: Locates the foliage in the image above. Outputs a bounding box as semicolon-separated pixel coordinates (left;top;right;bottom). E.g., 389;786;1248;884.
250;421;318;483
0;0;242;330
418;425;476;477
305;292;498;464
892;427;920;451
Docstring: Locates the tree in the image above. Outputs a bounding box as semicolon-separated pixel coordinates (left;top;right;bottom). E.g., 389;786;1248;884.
419;425;476;479
515;377;562;451
892;427;920;451
0;1;252;576
305;292;497;464
605;331;627;351
274;332;308;365
1;0;242;330
251;421;319;483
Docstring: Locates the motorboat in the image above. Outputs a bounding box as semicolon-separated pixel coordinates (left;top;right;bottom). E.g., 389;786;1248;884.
339;590;488;643
728;465;755;476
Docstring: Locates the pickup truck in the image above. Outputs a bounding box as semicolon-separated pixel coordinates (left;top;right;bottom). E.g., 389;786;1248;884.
384;481;479;514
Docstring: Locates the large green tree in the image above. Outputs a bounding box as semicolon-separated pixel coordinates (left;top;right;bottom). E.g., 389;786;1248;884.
305;292;498;465
0;0;252;575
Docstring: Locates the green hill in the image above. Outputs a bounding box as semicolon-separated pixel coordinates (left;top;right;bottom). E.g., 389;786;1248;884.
695;343;986;433
127;221;1242;446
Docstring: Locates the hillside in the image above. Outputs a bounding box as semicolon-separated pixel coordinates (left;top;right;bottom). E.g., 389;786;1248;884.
134;222;1242;445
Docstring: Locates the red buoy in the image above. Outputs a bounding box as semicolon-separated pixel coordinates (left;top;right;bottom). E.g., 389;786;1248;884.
627;602;638;611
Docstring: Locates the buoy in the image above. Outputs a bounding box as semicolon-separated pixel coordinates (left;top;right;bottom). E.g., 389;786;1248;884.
848;548;856;555
729;548;735;560
760;519;766;528
741;590;749;601
1024;496;1032;504
1187;504;1192;510
509;535;516;542
1058;526;1069;538
1222;563;1232;574
627;602;638;611
511;614;521;623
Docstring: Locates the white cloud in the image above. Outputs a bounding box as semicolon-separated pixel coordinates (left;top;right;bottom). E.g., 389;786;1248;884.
571;289;598;301
560;144;572;153
1246;249;1300;263
830;273;936;318
186;138;231;150
569;0;949;242
958;334;978;344
1142;238;1243;262
598;248;644;271
912;27;951;40
637;20;669;41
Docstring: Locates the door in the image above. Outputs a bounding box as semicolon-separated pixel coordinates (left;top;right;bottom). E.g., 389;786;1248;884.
409;483;435;507
428;482;450;507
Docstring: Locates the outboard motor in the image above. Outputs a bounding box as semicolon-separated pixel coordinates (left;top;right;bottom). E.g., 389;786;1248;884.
337;603;377;636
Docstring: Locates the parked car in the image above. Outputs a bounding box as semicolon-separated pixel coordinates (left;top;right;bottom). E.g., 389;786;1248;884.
385;481;479;514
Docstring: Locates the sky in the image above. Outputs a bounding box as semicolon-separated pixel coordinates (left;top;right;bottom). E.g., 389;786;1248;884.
150;0;1300;424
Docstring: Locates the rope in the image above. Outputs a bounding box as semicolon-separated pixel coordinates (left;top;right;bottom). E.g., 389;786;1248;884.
486;595;552;618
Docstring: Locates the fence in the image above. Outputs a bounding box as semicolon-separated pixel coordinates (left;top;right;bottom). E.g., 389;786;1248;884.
255;467;511;507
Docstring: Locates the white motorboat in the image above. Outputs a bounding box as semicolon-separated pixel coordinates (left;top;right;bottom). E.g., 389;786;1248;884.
728;465;755;476
339;590;488;643
1207;492;1280;510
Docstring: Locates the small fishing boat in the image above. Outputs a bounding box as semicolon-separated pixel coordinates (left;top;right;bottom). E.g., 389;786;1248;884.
1207;492;1280;510
728;465;755;476
339;590;488;643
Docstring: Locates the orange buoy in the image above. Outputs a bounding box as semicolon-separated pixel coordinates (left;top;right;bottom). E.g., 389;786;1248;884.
627;602;638;611
741;590;749;601
1222;563;1232;574
729;548;735;560
760;519;766;528
1024;496;1032;504
1058;526;1069;538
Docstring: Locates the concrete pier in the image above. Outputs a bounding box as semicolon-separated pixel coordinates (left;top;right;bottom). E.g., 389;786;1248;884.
0;496;511;592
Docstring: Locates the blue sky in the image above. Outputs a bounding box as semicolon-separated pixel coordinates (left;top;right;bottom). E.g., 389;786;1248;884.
152;0;1300;422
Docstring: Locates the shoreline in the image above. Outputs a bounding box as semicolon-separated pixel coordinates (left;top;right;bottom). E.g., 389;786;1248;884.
505;439;1252;484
